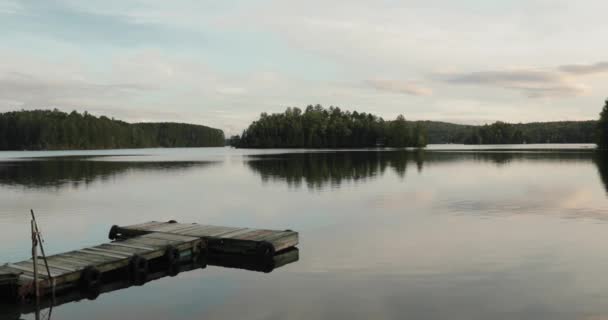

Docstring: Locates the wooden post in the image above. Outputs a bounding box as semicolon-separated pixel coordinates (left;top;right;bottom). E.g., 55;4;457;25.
31;210;52;279
31;219;39;303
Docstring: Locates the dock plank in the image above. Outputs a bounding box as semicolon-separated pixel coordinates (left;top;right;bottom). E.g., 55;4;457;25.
78;249;126;260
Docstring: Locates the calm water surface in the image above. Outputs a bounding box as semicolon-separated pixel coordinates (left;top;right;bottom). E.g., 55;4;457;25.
1;145;608;320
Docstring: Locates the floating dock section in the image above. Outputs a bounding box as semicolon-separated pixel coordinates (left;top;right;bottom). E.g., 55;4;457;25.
110;221;299;257
0;221;299;303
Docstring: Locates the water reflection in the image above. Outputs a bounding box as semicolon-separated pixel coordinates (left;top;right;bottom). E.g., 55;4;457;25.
246;150;597;190
246;151;410;189
594;151;608;194
0;159;216;190
0;249;299;320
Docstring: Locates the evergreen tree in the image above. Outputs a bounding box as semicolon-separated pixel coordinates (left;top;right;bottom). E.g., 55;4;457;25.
598;99;608;149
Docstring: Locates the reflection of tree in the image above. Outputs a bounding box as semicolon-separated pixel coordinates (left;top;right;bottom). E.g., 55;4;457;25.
247;150;596;189
247;151;410;189
594;151;608;194
0;159;215;189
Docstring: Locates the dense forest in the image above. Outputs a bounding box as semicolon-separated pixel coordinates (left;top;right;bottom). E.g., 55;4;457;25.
598;100;608;149
232;105;427;148
420;120;597;144
0;109;225;150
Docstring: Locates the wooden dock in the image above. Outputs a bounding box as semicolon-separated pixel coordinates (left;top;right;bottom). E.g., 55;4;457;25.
0;232;206;301
110;221;299;257
0;248;299;319
0;221;299;304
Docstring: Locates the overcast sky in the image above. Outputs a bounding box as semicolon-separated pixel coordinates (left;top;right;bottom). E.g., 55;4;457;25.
1;0;607;134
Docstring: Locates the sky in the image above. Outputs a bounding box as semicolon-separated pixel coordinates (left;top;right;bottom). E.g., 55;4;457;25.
1;0;607;135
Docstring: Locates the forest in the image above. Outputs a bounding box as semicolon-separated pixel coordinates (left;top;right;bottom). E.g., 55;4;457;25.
421;120;598;144
0;109;225;150
232;105;427;148
598;99;608;149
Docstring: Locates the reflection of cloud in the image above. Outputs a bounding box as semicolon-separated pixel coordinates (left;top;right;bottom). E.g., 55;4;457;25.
371;190;435;210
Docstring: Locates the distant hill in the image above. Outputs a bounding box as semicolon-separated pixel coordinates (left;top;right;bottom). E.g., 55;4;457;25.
416;120;597;144
0;109;225;150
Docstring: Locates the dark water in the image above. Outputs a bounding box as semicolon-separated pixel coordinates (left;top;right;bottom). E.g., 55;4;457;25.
1;146;608;320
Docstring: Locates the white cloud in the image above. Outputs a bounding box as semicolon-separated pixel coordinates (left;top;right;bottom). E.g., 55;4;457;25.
443;69;589;98
559;61;608;75
365;79;432;96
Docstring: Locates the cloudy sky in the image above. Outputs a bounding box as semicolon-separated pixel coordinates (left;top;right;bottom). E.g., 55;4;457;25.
1;0;607;134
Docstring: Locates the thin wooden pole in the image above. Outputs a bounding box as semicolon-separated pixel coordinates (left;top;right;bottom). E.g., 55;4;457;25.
31;210;52;279
31;219;39;304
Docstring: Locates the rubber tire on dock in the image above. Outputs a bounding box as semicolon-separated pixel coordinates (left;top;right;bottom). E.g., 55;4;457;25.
256;241;275;258
165;245;181;276
128;254;149;285
108;225;120;240
79;266;102;298
193;241;208;269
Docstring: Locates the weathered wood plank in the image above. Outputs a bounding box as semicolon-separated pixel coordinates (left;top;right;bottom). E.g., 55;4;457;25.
219;228;254;239
177;225;219;236
196;226;241;237
29;260;78;272
77;249;125;260
53;252;108;265
238;230;276;241
89;246;137;257
61;251;114;264
6;264;57;278
100;244;147;254
258;231;293;242
48;256;95;268
165;224;205;235
107;242;154;251
270;234;299;252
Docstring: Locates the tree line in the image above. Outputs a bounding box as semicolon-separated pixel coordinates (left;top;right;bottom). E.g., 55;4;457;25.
0;109;225;150
421;120;598;144
598;99;608;149
231;104;427;148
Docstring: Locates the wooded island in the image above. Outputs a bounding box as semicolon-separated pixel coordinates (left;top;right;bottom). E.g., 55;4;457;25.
0;109;225;150
232;105;427;148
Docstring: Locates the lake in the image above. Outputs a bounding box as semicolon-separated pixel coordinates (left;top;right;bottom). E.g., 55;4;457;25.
1;145;608;320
